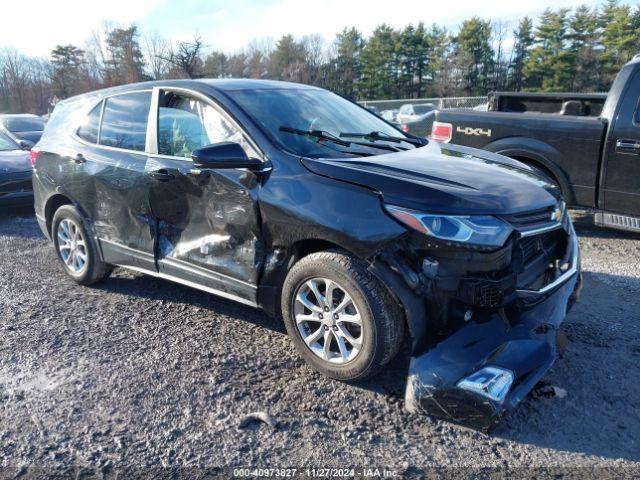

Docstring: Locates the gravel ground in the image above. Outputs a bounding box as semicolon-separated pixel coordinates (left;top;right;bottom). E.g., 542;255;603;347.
0;209;639;477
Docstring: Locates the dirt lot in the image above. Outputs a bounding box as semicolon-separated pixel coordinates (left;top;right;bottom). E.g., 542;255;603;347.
0;209;639;477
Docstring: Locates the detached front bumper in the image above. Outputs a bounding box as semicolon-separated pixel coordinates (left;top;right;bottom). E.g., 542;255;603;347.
405;226;581;431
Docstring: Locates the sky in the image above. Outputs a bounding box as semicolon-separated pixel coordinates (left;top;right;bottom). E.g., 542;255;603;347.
1;0;636;57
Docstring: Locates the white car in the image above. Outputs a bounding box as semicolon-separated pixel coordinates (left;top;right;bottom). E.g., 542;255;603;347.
396;103;436;124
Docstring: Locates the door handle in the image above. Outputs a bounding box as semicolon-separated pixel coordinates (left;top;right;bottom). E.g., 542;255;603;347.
615;139;640;154
148;169;176;181
72;153;86;164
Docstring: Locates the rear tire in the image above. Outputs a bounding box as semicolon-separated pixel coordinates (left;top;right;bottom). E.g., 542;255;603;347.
281;249;404;381
51;205;111;285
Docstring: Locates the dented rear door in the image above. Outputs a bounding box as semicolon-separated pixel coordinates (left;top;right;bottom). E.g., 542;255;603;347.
144;87;264;305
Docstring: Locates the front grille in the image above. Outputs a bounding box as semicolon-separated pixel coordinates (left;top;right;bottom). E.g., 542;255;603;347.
518;231;560;265
502;206;556;231
516;229;567;289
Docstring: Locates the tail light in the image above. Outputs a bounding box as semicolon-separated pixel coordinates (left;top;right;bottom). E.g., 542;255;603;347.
30;148;40;167
431;122;453;143
400;124;409;133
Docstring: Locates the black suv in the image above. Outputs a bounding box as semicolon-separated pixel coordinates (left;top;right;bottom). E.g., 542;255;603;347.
32;80;581;429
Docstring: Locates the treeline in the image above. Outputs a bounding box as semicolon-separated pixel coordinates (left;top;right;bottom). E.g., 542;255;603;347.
1;0;639;114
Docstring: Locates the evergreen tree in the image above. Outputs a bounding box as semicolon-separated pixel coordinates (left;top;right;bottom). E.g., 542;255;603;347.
509;17;534;90
331;28;364;98
568;5;600;91
600;0;640;87
359;25;399;99
453;17;493;95
104;26;146;85
524;9;574;91
396;23;430;98
203;51;229;78
425;24;453;97
50;45;86;99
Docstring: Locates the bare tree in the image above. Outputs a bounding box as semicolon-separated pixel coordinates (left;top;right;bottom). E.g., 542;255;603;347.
163;36;204;78
84;27;109;89
244;37;274;78
28;58;52;113
491;20;510;91
0;49;31;112
144;33;171;80
301;34;328;85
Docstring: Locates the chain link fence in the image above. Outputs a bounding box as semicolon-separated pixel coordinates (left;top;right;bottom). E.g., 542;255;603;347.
360;96;487;112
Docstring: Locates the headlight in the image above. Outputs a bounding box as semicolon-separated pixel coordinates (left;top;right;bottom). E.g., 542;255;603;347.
385;205;513;248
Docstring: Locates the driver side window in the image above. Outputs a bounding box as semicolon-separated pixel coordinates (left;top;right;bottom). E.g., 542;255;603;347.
157;91;256;158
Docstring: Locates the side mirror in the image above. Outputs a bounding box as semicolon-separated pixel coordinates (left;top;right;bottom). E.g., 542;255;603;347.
191;142;262;170
19;139;34;151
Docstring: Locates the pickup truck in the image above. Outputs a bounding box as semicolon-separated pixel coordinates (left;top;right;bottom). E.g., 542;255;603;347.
430;55;640;232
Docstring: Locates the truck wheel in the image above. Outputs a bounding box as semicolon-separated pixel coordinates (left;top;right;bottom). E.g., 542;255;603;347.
51;205;112;285
281;249;404;381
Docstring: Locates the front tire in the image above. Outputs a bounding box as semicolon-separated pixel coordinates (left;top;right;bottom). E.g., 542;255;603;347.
281;250;404;381
51;205;111;285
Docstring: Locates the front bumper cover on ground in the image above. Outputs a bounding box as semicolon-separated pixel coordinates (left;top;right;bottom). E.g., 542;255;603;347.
405;227;581;431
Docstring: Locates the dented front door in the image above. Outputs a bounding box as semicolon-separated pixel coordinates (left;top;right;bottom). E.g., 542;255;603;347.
144;88;264;304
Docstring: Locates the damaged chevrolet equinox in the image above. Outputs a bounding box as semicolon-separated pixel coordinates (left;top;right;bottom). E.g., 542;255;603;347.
32;80;581;429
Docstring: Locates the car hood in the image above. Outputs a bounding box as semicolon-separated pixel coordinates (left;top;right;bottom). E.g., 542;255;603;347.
301;142;561;215
0;150;31;173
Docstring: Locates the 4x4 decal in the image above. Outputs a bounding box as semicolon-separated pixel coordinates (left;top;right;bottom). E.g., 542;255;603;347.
457;126;492;137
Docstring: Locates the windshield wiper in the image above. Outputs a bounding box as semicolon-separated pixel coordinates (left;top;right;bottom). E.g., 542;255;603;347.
339;131;426;147
280;126;402;155
279;126;351;147
280;126;405;154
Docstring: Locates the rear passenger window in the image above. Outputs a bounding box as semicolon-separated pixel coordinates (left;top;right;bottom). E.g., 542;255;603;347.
77;102;102;143
100;91;151;151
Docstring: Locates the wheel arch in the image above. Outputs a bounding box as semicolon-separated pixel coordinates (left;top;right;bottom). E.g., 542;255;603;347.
257;237;361;317
258;237;423;355
484;137;575;204
44;193;74;236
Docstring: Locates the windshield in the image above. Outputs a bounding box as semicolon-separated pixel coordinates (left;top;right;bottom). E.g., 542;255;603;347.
0;131;18;151
1;116;44;133
230;88;418;158
414;105;434;114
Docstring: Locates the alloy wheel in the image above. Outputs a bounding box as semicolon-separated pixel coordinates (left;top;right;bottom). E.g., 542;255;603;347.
294;277;363;364
57;218;88;274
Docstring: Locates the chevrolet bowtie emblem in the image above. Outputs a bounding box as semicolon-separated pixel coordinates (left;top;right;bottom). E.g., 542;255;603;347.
551;207;562;222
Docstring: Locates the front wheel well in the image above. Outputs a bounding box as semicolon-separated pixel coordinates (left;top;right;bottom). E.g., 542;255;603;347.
290;239;344;263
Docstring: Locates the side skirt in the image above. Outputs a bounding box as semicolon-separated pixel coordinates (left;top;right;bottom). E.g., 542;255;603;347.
115;264;260;309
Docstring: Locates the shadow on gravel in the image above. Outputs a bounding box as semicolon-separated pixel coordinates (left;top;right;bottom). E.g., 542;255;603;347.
96;266;640;462
95;273;287;335
98;269;413;395
0;208;43;239
493;270;640;462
